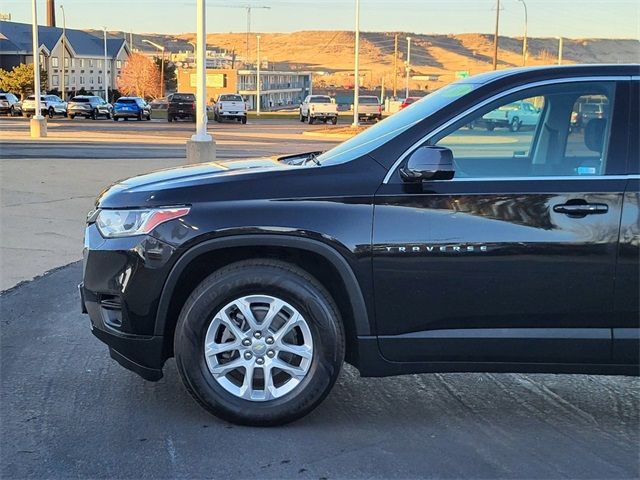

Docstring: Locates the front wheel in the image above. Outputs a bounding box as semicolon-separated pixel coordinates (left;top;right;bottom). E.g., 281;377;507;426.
331;117;338;125
48;107;54;119
308;115;314;125
241;116;247;124
9;106;15;116
174;259;345;426
91;109;98;120
510;117;521;132
68;114;74;120
299;111;305;122
113;116;119;122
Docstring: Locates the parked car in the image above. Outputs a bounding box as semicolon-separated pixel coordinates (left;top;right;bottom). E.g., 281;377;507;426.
113;97;151;121
214;94;247;124
80;64;640;426
67;96;112;120
0;92;21;116
22;94;67;118
167;93;196;122
299;95;338;124
356;95;383;122
571;102;609;131
400;96;419;109
480;100;541;132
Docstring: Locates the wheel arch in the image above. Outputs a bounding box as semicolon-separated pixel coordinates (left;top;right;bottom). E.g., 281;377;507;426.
155;234;371;362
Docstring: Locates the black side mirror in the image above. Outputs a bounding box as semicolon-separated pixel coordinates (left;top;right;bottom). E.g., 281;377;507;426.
399;146;455;182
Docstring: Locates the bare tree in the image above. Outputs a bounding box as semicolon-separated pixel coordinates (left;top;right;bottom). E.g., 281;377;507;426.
117;53;161;99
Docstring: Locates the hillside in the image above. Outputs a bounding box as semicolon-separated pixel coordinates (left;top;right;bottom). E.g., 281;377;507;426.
129;30;640;90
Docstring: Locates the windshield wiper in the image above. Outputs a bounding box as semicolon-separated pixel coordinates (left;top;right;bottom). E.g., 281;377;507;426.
303;151;321;166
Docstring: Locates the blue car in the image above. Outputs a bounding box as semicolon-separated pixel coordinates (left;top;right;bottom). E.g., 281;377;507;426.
113;97;151;121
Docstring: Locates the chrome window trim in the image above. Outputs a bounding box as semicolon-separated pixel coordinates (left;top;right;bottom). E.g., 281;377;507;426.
382;75;631;184
420;174;639;182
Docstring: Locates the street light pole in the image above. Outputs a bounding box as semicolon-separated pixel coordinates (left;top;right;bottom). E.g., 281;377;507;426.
405;36;411;99
60;5;66;101
256;35;261;116
142;39;165;98
352;0;360;127
517;0;528;66
557;36;563;65
103;27;109;101
492;0;500;70
30;0;46;137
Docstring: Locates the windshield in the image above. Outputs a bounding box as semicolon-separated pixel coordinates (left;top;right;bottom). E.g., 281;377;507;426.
499;103;520;110
220;95;243;102
71;97;90;102
116;98;137;104
582;104;602;113
317;82;478;165
172;94;195;101
310;96;332;103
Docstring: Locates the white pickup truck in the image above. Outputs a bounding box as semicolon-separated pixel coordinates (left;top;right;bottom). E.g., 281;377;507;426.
300;95;338;124
356;95;383;122
214;94;247;124
480;100;540;132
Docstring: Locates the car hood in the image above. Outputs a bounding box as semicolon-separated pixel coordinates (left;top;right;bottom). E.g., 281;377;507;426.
96;156;305;208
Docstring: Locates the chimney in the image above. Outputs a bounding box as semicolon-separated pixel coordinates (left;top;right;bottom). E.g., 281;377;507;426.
47;0;56;27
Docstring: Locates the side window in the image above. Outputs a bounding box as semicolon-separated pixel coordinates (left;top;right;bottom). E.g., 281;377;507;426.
431;81;615;178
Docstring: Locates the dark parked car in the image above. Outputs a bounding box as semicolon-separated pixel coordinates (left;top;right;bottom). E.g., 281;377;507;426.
167;92;196;122
80;64;640;426
113;97;151;121
0;92;20;116
68;95;112;120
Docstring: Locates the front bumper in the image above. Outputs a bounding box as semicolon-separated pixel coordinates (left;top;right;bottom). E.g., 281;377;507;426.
81;223;178;381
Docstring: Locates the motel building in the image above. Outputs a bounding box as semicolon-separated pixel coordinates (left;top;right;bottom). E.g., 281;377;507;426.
176;67;313;110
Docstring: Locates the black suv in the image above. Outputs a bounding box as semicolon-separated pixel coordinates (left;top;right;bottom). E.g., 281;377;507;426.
80;65;639;426
167;92;196;122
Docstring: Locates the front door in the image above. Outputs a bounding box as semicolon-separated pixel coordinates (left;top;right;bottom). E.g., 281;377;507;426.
373;79;628;365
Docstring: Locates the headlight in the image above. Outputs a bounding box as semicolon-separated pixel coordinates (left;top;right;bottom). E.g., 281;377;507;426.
95;207;190;238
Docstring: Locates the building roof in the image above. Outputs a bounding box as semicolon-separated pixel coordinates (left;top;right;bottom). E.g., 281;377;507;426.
0;20;127;58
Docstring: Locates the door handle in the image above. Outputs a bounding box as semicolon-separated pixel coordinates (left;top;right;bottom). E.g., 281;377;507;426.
553;202;608;216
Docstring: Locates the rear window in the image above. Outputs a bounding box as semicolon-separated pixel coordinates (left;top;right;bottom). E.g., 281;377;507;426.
219;95;243;102
310;96;331;103
0;95;6;100
71;97;90;102
359;96;380;104
116;98;137;104
171;94;195;102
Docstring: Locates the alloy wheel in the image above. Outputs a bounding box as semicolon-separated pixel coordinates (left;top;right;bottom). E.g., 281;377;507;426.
204;295;313;402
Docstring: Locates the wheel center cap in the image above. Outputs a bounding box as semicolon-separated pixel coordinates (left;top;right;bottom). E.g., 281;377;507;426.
251;342;267;357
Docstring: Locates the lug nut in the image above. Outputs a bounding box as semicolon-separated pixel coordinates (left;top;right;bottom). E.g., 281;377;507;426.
242;339;251;347
256;357;265;365
244;352;252;360
267;350;275;358
265;337;274;345
253;331;262;339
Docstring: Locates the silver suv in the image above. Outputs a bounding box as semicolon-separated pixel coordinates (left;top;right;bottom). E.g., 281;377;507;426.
0;93;20;116
68;96;112;120
22;94;67;118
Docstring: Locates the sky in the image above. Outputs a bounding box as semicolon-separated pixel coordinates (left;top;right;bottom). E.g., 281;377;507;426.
2;0;639;39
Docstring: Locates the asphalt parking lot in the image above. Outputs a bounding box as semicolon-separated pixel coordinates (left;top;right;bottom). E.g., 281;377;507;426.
1;116;639;479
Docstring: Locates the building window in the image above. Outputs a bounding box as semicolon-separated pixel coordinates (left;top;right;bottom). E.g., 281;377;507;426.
79;59;84;68
64;74;69;85
89;59;94;67
52;74;59;86
90;77;94;84
116;60;122;68
98;77;102;84
51;56;59;68
64;57;69;68
73;76;77;85
97;59;102;68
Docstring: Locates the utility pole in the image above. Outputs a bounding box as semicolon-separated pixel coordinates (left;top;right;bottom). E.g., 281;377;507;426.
517;0;528;66
256;34;261;116
558;37;563;65
142;39;165;97
492;0;500;70
103;27;109;101
405;36;411;99
352;0;360;127
186;0;215;164
380;75;385;105
60;4;66;101
393;33;398;98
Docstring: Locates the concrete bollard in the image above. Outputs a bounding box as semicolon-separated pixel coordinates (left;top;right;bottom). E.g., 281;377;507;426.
30;117;47;138
186;138;216;164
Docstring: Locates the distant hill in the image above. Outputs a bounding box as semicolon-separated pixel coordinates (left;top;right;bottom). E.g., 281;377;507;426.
122;30;640;90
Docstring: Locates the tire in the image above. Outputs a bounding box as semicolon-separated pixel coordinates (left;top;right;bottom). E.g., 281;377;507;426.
146;114;151;121
486;124;495;131
68;114;74;120
331;117;338;125
510;117;521;132
106;112;111;120
299;111;305;122
137;112;142;121
214;112;220;123
168;115;173;123
9;106;15;116
48;107;54;119
308;115;314;125
241;116;247;125
174;259;345;426
91;109;98;120
113;116;119;122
